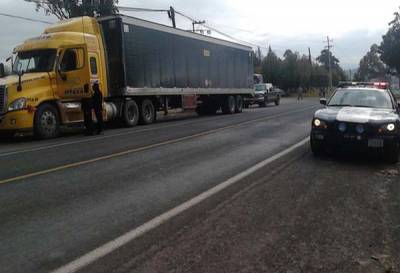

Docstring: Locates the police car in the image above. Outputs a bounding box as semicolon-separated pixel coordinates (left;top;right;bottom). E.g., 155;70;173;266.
310;82;400;163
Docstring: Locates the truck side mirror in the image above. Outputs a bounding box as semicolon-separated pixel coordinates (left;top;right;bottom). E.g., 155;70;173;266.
0;63;4;78
320;98;327;105
57;65;67;81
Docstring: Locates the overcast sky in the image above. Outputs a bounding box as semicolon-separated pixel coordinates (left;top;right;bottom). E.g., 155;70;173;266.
0;0;398;69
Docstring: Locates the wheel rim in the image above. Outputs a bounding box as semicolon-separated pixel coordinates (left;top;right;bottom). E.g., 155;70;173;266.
237;97;243;110
40;110;57;135
144;104;152;120
127;105;137;122
230;97;235;112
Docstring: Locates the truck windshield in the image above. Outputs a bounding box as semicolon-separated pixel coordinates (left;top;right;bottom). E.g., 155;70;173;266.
255;84;266;91
13;49;56;74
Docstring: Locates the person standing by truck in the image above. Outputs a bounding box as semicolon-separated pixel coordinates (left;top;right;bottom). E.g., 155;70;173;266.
297;86;304;101
81;82;104;136
92;82;104;135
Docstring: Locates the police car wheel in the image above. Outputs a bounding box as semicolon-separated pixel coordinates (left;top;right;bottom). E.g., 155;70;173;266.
139;99;155;125
310;138;325;156
34;103;60;139
123;100;139;127
385;146;399;164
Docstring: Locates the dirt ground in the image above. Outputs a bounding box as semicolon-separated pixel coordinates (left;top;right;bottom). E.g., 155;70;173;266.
122;150;400;273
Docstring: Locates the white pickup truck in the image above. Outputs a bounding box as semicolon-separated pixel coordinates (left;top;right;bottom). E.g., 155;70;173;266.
244;83;281;108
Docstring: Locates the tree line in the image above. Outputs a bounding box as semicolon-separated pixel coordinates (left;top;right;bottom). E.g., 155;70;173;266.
254;47;347;91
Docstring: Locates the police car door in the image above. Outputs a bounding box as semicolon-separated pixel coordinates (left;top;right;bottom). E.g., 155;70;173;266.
56;46;91;100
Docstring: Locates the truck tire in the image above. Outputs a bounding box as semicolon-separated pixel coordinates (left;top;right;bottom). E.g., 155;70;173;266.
139;99;155;125
221;95;236;114
259;95;268;108
34;103;60;139
122;100;139;127
235;95;243;113
275;96;280;106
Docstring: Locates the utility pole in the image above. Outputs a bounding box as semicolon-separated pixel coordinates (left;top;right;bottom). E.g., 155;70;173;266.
324;36;333;90
168;6;176;28
308;47;312;65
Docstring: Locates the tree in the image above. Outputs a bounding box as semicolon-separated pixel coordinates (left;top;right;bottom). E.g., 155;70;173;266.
316;49;346;86
316;49;340;70
261;46;281;86
354;44;387;81
25;0;119;20
380;7;400;75
280;50;300;90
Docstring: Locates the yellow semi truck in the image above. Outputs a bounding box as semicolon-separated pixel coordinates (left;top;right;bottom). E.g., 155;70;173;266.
0;15;254;139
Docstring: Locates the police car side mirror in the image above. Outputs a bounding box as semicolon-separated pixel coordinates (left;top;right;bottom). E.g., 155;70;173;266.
320;98;327;105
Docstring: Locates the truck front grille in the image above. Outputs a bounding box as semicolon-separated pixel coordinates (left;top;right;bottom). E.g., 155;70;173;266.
0;85;7;114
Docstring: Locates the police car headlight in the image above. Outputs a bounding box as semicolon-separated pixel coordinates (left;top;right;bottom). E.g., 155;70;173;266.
338;122;347;132
8;97;27;112
387;123;396;131
355;124;365;134
313;118;327;129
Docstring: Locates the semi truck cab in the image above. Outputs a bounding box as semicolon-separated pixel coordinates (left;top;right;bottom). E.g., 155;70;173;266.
0;17;108;138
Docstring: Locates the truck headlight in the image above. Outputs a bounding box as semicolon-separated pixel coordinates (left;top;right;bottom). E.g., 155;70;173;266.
8;98;27;112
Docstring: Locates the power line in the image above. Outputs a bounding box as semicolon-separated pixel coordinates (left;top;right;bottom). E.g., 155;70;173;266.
174;9;263;49
118;6;168;12
0;12;53;24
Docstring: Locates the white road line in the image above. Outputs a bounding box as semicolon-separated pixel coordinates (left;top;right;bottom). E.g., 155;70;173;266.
0;105;317;157
50;137;310;273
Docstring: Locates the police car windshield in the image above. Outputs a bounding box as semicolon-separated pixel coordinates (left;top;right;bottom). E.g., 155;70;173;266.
328;89;393;109
12;49;56;74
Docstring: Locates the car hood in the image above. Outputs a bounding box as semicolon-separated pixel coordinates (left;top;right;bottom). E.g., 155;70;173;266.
314;106;399;123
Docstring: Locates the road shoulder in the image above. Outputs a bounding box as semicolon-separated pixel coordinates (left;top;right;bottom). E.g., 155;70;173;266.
120;149;400;273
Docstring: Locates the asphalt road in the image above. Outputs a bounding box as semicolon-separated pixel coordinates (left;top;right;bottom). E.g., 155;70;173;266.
128;146;400;273
0;98;319;273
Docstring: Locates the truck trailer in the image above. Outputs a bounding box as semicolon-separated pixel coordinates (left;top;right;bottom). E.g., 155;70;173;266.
0;14;254;139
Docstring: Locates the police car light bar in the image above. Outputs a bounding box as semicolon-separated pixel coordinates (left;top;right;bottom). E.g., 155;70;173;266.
338;81;389;89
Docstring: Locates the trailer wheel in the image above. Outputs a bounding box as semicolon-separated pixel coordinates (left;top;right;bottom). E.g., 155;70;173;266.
235;95;243;113
34;103;60;139
221;95;236;114
122;100;139;127
139;99;155;125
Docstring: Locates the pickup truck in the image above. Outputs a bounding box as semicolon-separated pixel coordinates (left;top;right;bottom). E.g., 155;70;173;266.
244;83;280;108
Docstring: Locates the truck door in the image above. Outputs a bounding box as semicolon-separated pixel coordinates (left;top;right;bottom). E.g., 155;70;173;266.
56;46;91;100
